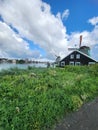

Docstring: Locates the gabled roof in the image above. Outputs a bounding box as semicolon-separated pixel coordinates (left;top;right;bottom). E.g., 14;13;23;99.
61;50;96;62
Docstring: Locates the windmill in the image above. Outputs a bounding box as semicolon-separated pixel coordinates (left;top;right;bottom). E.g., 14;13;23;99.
55;54;61;65
68;35;90;56
50;50;61;65
68;35;82;51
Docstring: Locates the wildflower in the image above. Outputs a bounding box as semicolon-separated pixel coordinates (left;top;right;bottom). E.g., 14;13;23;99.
16;107;20;113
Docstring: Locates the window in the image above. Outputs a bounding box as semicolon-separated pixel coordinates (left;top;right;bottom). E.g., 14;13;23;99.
75;62;80;65
61;61;65;66
69;61;74;65
70;54;74;59
76;54;80;59
88;62;95;65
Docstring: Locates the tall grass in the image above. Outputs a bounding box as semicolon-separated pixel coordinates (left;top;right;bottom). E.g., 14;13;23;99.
0;65;98;130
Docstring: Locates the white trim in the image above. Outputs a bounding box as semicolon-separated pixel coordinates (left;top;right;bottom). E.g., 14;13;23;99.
75;62;81;65
76;54;80;59
70;54;74;59
88;62;96;65
69;61;74;65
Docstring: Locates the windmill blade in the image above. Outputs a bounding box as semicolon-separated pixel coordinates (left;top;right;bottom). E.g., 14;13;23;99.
55;54;58;57
50;49;59;58
68;48;78;51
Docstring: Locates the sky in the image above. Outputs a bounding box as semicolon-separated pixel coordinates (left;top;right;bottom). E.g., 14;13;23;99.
0;0;98;61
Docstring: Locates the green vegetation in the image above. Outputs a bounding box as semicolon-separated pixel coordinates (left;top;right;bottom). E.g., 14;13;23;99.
0;65;98;130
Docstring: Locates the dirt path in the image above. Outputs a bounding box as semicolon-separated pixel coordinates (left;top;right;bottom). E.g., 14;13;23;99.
54;98;98;130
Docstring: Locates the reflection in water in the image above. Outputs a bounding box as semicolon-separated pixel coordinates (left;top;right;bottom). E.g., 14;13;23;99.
0;63;47;71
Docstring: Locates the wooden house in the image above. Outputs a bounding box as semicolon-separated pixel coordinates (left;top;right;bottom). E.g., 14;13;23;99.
60;49;96;67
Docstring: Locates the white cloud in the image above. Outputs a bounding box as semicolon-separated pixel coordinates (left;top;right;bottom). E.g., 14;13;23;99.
0;0;98;60
0;22;40;58
62;9;70;20
69;28;98;47
56;9;70;21
0;0;69;59
88;16;98;26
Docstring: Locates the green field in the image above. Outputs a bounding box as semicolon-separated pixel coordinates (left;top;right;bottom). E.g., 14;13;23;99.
0;65;98;130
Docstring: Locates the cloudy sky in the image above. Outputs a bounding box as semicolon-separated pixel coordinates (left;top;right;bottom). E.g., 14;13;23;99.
0;0;98;61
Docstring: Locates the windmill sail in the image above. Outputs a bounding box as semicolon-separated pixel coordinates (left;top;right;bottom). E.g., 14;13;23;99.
68;48;78;51
79;35;82;48
68;35;83;51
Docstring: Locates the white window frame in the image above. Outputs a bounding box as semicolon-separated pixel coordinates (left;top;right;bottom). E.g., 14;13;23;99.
76;54;80;59
69;61;74;65
61;61;65;66
75;62;81;66
88;62;95;65
70;54;74;59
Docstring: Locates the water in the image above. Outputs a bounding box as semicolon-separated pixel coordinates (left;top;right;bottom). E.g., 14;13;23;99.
0;63;47;71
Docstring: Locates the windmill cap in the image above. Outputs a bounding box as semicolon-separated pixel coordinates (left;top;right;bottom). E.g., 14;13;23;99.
80;46;90;49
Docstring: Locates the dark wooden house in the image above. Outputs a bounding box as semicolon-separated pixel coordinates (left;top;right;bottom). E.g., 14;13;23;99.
60;50;96;67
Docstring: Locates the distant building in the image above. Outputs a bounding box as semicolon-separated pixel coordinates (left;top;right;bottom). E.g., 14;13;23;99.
0;58;8;63
12;59;16;64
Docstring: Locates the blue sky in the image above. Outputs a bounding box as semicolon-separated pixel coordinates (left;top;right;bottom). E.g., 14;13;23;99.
43;0;98;33
0;0;98;61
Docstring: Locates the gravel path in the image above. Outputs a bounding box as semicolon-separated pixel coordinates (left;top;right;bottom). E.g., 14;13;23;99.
54;98;98;130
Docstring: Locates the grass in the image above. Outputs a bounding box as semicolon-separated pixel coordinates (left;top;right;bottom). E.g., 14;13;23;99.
0;65;98;130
